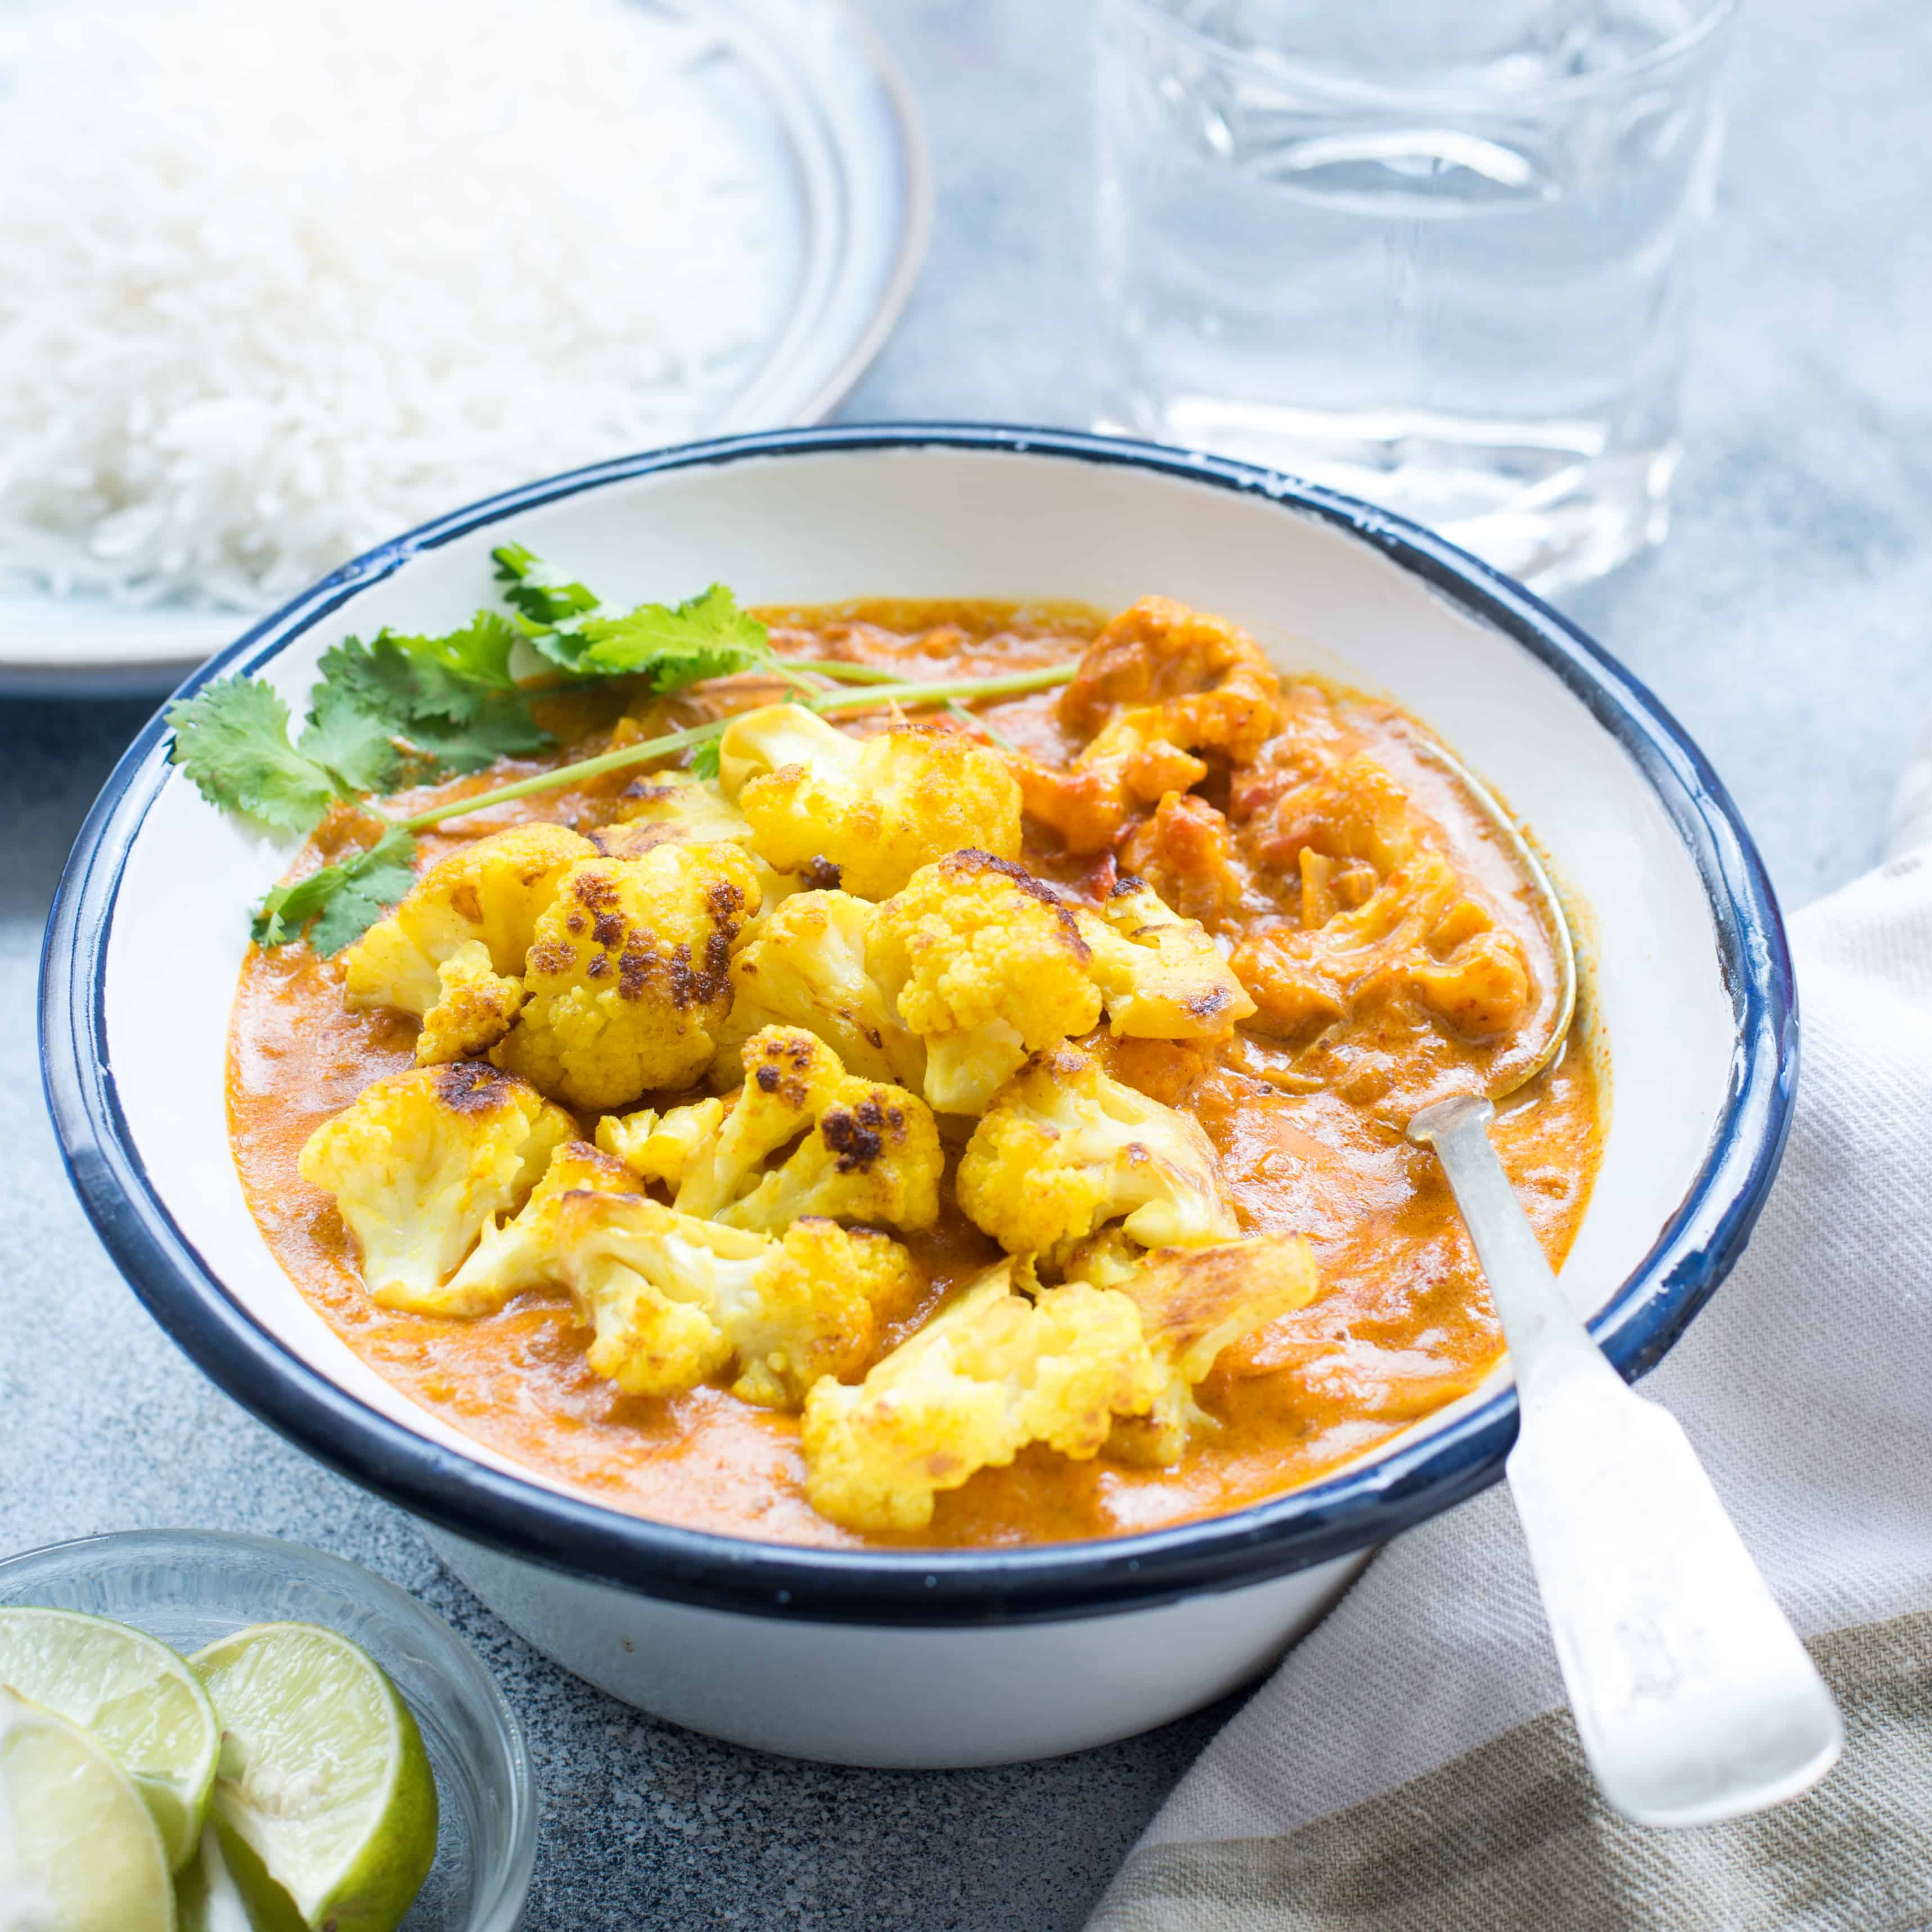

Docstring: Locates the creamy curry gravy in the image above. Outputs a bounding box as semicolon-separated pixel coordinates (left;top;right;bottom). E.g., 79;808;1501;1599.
227;600;1601;1550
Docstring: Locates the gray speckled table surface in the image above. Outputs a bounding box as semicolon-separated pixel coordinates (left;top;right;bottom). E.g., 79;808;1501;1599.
4;2;1929;1925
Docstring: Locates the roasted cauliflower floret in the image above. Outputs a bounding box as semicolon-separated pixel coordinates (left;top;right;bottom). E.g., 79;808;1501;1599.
341;822;593;1016
956;1045;1237;1255
412;940;526;1066
869;853;1102;1113
605;1028;942;1236
709;889;925;1090
800;1263;1161;1532
1074;879;1255;1040
1062;1231;1321;1465
1016;597;1283;852
436;1140;638;1316
489;843;763;1110
717;704;1023;898
598;771;755;851
297;1062;574;1315
588;772;800;918
596;1097;727;1190
552;1192;920;1406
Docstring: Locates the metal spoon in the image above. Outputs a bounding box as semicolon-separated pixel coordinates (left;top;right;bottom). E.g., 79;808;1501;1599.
1408;1093;1843;1827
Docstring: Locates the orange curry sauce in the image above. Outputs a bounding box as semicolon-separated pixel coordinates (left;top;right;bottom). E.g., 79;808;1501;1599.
227;600;1601;1550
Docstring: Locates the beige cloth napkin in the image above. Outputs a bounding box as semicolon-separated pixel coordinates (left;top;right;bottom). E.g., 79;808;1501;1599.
1091;828;1932;1929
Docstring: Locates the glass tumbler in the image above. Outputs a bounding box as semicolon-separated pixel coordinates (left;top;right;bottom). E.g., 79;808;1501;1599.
1095;0;1737;592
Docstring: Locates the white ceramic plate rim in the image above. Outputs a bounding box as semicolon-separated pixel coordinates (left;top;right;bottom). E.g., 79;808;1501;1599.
0;0;931;696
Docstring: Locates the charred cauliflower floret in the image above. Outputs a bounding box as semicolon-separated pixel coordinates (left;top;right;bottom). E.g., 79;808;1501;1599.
956;1045;1238;1255
588;772;800;921
717;704;1024;898
297;1062;574;1315
601;1028;942;1236
869;853;1102;1113
1016;597;1283;852
1074;878;1255;1040
800;1262;1161;1532
1062;1231;1321;1465
436;1139;639;1316
341;823;593;1015
552;1192;921;1406
412;941;528;1066
709;889;926;1090
489;843;763;1110
597;771;755;851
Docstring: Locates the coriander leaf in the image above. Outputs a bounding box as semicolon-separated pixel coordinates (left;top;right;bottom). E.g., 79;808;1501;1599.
253;825;419;954
571;584;774;691
492;543;600;628
688;737;722;782
166;677;340;833
296;676;402;795
379;609;525;692
317;636;551;776
527;624;599;676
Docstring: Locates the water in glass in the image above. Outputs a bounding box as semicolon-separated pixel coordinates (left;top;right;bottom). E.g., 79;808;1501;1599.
1095;0;1736;591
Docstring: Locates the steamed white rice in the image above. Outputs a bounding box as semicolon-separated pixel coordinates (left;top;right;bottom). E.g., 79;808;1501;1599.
0;0;785;610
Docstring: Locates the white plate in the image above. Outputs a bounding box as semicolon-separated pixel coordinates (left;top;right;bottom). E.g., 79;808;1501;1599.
0;0;929;699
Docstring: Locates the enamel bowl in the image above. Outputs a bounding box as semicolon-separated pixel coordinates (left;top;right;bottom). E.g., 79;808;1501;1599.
41;427;1796;1767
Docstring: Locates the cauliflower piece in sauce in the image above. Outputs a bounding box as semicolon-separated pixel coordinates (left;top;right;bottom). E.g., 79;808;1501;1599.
551;1194;921;1406
340;821;593;1056
800;1262;1161;1532
955;1044;1238;1256
489;843;762;1110
297;1062;574;1315
709;889;925;1091
412;940;527;1066
869;852;1102;1114
436;1138;639;1316
1062;1230;1320;1465
1074;878;1255;1041
600;1026;942;1237
717;704;1023;899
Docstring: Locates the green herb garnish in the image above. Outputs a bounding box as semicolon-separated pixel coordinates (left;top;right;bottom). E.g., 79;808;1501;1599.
169;548;1072;953
252;825;421;954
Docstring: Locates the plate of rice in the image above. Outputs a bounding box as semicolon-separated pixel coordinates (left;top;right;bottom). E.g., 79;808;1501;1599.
0;0;928;695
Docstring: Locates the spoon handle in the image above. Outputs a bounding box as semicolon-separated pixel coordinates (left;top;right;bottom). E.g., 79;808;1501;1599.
1409;1096;1843;1828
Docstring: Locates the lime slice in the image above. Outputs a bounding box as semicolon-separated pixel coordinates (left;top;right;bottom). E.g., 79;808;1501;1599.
0;1683;175;1931
0;1604;219;1871
190;1623;438;1932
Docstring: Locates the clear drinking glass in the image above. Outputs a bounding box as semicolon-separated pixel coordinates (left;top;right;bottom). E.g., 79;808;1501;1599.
1094;0;1737;592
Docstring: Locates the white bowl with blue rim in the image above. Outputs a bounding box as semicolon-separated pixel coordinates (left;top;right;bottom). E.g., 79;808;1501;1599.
40;427;1795;1767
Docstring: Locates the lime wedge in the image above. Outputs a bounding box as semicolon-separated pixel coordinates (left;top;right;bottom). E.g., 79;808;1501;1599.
176;1823;263;1932
0;1604;219;1872
190;1623;438;1932
0;1683;175;1931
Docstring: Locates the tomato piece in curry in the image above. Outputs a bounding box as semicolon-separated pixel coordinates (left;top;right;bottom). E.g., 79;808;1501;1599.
226;598;1602;1551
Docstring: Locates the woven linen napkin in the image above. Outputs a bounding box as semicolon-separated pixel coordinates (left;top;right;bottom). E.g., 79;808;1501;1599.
1090;837;1932;1932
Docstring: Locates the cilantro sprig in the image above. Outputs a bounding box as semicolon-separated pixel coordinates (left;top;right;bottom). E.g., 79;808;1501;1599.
168;548;1074;954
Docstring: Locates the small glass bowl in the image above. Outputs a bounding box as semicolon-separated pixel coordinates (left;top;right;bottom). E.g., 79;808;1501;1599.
0;1529;535;1931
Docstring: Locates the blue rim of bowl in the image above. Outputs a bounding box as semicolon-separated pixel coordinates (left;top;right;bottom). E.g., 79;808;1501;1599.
39;425;1798;1628
0;1528;537;1932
